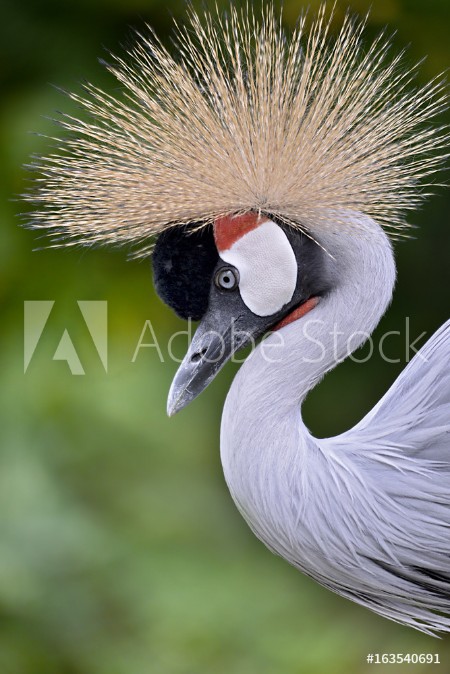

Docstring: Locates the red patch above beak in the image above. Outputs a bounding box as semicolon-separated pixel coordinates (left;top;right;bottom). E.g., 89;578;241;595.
214;212;268;252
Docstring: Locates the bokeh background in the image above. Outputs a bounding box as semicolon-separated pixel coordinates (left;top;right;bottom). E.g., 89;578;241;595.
1;0;450;672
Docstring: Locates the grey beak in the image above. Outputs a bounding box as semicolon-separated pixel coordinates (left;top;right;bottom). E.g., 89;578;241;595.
167;315;251;416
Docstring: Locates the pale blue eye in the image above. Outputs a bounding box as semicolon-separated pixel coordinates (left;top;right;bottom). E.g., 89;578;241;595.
215;267;239;290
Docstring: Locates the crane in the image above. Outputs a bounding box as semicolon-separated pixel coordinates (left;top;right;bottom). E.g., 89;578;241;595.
26;6;450;635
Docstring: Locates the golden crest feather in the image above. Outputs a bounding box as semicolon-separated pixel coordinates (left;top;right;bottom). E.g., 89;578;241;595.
26;4;448;256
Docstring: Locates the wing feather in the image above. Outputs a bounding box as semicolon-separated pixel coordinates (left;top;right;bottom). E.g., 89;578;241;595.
319;320;450;633
350;318;450;462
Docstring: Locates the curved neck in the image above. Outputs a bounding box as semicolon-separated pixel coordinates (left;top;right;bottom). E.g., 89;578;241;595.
220;215;396;565
224;215;396;421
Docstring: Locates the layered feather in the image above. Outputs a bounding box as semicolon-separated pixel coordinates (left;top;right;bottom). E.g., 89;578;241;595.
26;5;448;256
220;215;450;635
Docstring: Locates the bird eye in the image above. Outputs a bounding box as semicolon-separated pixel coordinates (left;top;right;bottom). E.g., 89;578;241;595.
215;267;239;291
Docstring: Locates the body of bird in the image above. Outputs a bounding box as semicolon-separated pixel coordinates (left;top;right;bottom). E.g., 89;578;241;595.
26;5;450;635
220;215;450;634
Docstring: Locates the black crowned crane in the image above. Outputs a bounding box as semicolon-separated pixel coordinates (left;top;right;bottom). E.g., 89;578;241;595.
26;6;450;635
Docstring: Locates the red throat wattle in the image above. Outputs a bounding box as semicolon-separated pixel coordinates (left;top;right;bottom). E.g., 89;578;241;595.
273;297;319;331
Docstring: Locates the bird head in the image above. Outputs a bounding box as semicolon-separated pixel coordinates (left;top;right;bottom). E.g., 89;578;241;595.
152;212;330;414
24;6;448;415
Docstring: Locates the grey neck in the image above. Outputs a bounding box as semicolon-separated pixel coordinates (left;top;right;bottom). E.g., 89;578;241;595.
221;214;396;450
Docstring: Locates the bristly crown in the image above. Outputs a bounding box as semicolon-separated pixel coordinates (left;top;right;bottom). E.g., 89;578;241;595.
25;4;448;256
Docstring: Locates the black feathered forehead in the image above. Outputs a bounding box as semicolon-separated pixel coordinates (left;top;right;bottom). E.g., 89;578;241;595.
152;225;218;321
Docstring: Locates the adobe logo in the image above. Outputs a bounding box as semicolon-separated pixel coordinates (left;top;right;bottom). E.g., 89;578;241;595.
24;301;108;374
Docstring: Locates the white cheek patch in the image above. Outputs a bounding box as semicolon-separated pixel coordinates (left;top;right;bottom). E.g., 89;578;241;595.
218;220;298;316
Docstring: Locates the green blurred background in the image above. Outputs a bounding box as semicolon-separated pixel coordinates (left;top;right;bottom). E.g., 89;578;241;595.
1;0;449;672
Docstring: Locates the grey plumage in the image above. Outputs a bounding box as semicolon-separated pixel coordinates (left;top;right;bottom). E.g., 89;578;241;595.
220;217;450;635
26;5;450;634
